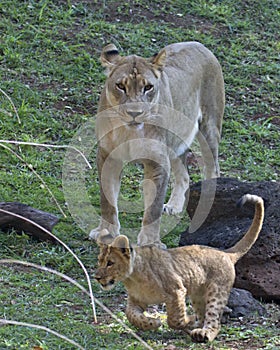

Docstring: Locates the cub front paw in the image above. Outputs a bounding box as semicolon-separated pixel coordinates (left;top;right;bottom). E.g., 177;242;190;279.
138;317;161;331
190;328;218;342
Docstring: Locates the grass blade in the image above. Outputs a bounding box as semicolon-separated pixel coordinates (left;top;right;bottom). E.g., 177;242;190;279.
0;88;21;124
0;259;89;295
0;139;92;169
0;319;85;350
0;259;154;349
0;143;67;218
0;209;97;323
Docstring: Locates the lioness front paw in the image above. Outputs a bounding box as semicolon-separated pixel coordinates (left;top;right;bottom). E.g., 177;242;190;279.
163;203;182;215
137;228;166;249
89;223;120;241
89;228;101;240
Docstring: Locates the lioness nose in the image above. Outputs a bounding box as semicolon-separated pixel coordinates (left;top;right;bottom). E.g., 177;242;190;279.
127;110;143;119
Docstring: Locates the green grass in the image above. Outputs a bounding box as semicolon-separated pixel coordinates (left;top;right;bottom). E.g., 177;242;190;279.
0;0;279;349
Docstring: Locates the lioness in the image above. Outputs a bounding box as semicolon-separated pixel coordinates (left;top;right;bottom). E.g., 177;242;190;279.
90;42;225;246
95;194;264;342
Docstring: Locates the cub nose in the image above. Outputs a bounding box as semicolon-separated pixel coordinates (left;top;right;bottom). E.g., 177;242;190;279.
93;274;101;281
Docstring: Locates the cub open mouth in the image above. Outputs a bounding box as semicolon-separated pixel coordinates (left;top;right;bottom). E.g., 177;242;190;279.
101;279;115;289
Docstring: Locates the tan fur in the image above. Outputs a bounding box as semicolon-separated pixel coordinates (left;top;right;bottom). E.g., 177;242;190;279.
90;42;225;246
95;195;264;342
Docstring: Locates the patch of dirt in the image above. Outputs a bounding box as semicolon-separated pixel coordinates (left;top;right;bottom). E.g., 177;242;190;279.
68;0;228;38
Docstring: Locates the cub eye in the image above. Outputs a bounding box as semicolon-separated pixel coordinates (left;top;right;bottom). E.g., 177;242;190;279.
116;83;126;92
106;260;114;267
144;84;153;93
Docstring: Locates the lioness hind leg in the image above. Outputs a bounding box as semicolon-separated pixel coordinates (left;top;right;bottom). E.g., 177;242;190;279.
163;156;189;215
197;129;220;180
198;63;224;180
138;159;169;247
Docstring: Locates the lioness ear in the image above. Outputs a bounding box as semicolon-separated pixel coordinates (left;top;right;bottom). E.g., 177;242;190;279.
100;44;121;71
97;229;114;247
150;49;166;74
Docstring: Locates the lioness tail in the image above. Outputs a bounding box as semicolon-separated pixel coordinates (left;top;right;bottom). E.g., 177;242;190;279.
227;194;264;263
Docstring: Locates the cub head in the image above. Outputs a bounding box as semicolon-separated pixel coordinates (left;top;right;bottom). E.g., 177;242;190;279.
100;43;166;126
94;230;133;291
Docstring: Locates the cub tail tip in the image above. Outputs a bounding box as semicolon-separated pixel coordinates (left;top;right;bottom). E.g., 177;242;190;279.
237;194;264;208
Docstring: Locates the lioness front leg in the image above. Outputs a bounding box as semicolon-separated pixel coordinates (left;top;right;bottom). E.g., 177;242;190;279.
138;159;170;247
126;297;161;331
89;149;122;240
163;155;189;215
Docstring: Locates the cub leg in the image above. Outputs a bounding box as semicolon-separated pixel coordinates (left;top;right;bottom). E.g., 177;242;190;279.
188;293;206;330
125;297;161;331
190;284;229;342
138;159;170;247
89;149;122;239
163;155;189;215
165;291;196;331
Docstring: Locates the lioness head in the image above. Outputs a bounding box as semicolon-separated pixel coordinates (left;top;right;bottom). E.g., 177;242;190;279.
94;230;133;291
100;44;166;126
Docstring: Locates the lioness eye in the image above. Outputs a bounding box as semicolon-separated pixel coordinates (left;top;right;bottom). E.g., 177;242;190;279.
107;260;114;267
144;84;153;93
116;83;126;92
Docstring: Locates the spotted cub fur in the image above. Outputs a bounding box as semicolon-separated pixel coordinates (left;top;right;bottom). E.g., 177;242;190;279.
95;194;264;342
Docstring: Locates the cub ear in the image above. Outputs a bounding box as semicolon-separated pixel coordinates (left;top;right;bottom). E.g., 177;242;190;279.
96;229;114;247
100;43;121;70
111;235;130;249
111;235;132;257
150;49;166;74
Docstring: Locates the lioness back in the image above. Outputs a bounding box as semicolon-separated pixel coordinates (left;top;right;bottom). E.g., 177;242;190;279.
163;42;224;122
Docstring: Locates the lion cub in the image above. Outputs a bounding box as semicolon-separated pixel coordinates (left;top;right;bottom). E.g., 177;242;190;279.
95;194;264;342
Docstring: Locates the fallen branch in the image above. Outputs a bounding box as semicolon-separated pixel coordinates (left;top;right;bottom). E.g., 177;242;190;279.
0;202;59;242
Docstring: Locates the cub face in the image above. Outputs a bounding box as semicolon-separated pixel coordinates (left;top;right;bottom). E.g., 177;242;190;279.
94;234;133;291
100;44;166;126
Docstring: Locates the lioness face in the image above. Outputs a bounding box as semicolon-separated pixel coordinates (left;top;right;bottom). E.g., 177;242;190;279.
95;235;132;291
100;44;166;126
106;59;159;125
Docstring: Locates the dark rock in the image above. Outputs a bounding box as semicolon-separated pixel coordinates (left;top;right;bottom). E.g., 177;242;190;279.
226;288;266;318
0;202;59;242
180;178;280;302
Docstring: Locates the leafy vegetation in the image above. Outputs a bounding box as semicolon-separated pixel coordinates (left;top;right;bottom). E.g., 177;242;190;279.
0;0;279;349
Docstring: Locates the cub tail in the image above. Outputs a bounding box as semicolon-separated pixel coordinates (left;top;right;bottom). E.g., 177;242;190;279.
227;194;264;263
